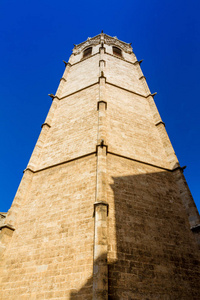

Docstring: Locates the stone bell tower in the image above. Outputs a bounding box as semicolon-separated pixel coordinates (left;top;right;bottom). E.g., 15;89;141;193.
0;33;200;300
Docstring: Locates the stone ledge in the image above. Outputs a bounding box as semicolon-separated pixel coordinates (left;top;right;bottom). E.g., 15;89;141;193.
70;50;137;68
0;224;15;231
41;122;51;128
60;77;67;82
63;61;71;67
24;151;97;174
147;92;157;98
59;80;148;101
172;165;186;173
134;59;143;65
0;213;6;218
48;94;61;101
23;167;35;173
155;121;165;127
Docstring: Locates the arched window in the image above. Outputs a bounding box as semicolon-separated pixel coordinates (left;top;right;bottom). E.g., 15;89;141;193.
113;46;122;57
83;47;92;58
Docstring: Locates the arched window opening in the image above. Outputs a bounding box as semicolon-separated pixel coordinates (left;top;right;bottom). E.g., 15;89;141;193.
83;47;92;58
113;46;122;57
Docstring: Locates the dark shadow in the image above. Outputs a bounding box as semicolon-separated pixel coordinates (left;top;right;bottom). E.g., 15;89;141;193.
70;170;200;299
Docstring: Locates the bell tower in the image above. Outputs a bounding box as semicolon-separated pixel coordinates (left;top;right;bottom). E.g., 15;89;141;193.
0;33;199;300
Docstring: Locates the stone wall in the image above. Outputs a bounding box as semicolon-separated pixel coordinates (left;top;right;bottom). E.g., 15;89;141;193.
0;155;96;299
107;154;200;299
1;33;199;299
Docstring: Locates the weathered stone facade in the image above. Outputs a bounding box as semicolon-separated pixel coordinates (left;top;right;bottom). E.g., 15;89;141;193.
0;33;199;299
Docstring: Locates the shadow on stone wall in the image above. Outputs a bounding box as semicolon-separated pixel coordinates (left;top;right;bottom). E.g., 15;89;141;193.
70;171;200;299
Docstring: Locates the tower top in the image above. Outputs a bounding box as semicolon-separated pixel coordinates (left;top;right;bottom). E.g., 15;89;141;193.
72;33;133;55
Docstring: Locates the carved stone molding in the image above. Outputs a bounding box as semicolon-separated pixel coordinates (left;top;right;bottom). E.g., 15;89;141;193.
73;36;101;55
72;33;133;55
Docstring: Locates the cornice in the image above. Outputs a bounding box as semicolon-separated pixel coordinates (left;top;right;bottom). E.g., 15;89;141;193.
73;33;133;55
23;149;182;175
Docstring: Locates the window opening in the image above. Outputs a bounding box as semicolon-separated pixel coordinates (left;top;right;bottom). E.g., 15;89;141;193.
113;46;122;57
83;47;92;58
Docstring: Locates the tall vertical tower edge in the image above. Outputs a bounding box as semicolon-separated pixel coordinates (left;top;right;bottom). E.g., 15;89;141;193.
0;33;200;299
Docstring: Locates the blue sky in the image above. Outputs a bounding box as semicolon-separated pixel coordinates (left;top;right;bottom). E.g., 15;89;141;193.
0;0;200;213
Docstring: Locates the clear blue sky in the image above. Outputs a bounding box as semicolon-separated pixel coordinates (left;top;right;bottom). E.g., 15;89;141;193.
0;0;200;213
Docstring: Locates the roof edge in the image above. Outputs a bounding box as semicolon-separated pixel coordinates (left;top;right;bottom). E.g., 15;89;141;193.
72;33;133;55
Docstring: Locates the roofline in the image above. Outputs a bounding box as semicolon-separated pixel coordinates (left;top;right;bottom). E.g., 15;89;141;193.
74;32;131;48
72;32;133;55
